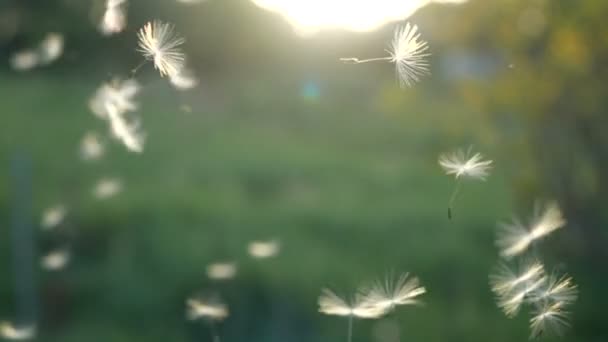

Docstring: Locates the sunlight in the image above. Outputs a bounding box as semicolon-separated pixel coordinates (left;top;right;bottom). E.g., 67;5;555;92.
250;0;468;36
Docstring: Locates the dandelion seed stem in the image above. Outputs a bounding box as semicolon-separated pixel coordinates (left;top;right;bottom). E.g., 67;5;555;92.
447;179;462;220
347;315;353;342
207;321;221;342
339;57;392;64
130;60;147;76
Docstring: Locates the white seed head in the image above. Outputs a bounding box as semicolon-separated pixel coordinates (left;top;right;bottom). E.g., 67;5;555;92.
362;273;426;311
247;240;280;259
169;66;199;90
89;78;140;119
41;249;70;271
80;131;105;161
496;275;546;317
530;301;571;338
137;20;186;78
531;273;578;306
318;288;388;319
41;204;67;230
93;177;123;199
489;259;545;297
105;102;145;153
496;202;566;258
438;148;493;180
38;33;64;65
206;262;237;280
100;0;128;35
186;297;229;321
10;50;39;71
388;23;430;87
0;322;36;340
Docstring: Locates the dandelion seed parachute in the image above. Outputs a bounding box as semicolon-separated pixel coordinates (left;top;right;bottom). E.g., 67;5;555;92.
247;240;280;259
38;33;64;65
496;202;566;258
0;322;36;340
318;289;388;318
531;273;578;305
362;273;426;311
340;22;429;88
137;20;186;78
100;0;128;35
206;262;237;280
438;148;493;180
41;204;67;230
186;297;229;321
80;131;105;161
93;177;123;199
530;301;571;338
41;249;70;271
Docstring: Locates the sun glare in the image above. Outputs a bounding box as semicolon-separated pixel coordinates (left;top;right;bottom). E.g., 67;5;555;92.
250;0;468;36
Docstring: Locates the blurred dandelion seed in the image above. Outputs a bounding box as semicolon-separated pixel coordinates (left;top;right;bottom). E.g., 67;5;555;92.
530;301;571;338
319;288;388;342
41;204;67;230
10;50;39;71
489;259;545;296
186;297;229;321
137;20;185;78
0;322;36;340
41;249;70;271
100;0;128;35
80;131;105;161
531;273;578;305
438;147;492;219
497;275;546;317
93;177;123;199
363;273;426;311
169;66;199;90
89;78;140;119
38;33;64;65
496;202;566;258
206;262;237;280
340;22;429;87
247;240;280;259
106;103;145;153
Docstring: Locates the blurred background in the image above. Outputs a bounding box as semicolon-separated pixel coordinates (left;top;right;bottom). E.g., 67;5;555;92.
0;0;607;341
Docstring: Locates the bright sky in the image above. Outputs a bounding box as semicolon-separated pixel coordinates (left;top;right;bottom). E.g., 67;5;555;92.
250;0;468;36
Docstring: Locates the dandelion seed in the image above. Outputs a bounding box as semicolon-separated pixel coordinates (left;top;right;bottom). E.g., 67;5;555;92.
438;148;493;180
318;289;388;318
340;22;429;88
100;0;128;35
0;322;36;340
496;202;566;258
497;274;546;317
10;50;39;71
247;240;280;259
89;78;140;119
41;204;67;230
38;33;64;65
186;297;229;321
206;262;237;280
319;288;388;342
80;131;105;161
169;66;199;90
438;147;492;219
530;301;571;338
137;20;185;78
41;249;70;271
106;102;145;153
531;273;578;305
363;273;426;311
93;177;123;199
489;259;545;296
